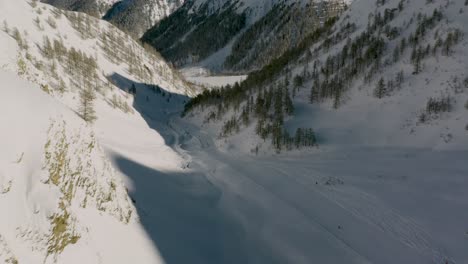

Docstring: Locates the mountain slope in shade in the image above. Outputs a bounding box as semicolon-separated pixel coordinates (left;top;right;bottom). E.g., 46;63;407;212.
103;0;185;37
40;0;120;17
141;0;348;72
174;1;468;263
41;0;186;37
182;0;468;152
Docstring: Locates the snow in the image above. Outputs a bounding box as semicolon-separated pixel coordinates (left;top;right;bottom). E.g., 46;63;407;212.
181;67;247;88
0;70;164;264
175;0;468;263
0;0;188;262
0;0;467;263
129;108;468;264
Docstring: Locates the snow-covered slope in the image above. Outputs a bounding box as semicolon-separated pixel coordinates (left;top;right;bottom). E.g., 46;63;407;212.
2;0;468;263
1;0;192;96
41;0;186;36
41;0;120;17
171;1;468;263
0;0;195;262
103;0;185;37
0;70;164;264
184;0;468;152
141;0;348;72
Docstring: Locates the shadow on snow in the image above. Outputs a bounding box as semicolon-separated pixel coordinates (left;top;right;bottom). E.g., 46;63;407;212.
107;73;249;264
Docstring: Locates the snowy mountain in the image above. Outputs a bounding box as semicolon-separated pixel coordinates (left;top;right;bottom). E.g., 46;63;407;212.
141;0;348;72
0;70;160;264
183;0;468;152
103;0;185;37
41;0;185;37
0;0;194;262
175;1;468;263
41;0;120;17
2;0;468;263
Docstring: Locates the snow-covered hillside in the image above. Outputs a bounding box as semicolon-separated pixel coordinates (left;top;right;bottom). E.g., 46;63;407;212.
1;0;192;96
1;0;468;263
174;1;468;263
0;0;194;262
41;0;120;17
41;0;186;37
0;70;165;263
184;0;468;152
103;0;185;37
141;0;348;72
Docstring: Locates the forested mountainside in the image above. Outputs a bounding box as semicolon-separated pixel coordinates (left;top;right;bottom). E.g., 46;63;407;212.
40;0;119;17
103;0;185;37
183;0;468;153
141;0;348;72
41;0;185;36
2;0;468;263
0;0;193;262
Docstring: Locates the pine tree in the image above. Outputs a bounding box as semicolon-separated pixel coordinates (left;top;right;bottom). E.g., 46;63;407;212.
310;77;320;103
305;129;316;146
272;121;283;152
395;71;404;89
79;86;97;123
274;86;284;124
411;47;422;74
443;32;454;56
392;45;400;63
374;77;386;98
284;87;294;116
294;128;303;148
293;75;304;89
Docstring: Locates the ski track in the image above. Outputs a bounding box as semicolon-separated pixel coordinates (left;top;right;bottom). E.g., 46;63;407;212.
159;116;456;264
264;163;450;263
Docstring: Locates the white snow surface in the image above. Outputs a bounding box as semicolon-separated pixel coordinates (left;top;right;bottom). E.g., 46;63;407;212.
180;67;247;88
0;70;164;264
0;0;467;264
0;0;189;263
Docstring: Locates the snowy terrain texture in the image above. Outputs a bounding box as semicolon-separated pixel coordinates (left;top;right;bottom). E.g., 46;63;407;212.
0;0;467;264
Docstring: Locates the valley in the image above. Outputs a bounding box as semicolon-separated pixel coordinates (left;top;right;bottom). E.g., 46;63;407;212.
1;0;467;263
107;79;468;264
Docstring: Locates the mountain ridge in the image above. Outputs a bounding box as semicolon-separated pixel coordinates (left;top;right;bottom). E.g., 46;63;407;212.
141;0;349;73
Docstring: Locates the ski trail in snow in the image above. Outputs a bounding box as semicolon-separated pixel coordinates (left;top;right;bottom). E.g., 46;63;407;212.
218;161;374;264
149;116;461;264
168;121;372;264
265;163;453;264
316;186;451;264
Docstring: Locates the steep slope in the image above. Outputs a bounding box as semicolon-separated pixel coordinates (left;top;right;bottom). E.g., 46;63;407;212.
1;0;192;97
167;1;468;263
2;0;468;264
141;0;348;72
0;70;163;264
103;0;185;37
0;0;194;262
40;0;119;17
183;0;468;153
41;0;186;37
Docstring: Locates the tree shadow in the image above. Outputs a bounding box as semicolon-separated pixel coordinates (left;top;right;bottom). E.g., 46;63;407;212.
106;73;249;263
